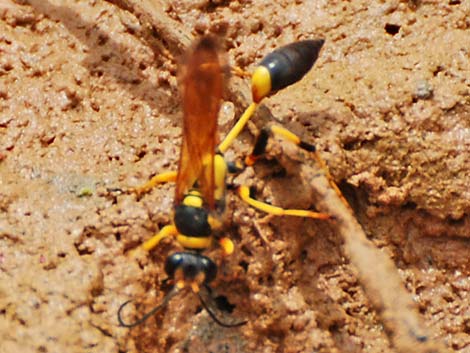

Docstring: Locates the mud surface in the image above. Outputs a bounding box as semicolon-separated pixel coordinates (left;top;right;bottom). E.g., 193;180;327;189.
1;1;469;352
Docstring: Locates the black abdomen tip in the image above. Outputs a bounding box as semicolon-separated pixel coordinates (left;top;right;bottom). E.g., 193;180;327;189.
260;39;325;92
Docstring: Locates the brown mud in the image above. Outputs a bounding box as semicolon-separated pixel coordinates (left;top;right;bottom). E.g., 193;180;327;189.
1;1;469;353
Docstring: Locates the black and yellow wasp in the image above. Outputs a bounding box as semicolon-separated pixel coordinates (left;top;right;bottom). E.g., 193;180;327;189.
118;36;326;328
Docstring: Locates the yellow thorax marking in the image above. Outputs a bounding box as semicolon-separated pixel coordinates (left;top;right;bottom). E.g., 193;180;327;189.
176;234;212;249
183;190;204;208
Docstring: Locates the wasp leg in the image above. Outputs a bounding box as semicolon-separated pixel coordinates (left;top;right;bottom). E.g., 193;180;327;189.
272;125;351;209
310;149;351;210
217;56;275;154
226;161;244;174
244;127;270;166
220;40;324;154
237;185;330;220
130;170;177;196
245;125;313;166
218;102;258;154
246;125;350;210
218;237;234;255
142;224;178;252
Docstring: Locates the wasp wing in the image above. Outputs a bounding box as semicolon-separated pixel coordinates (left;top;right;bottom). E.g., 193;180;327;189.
175;37;223;209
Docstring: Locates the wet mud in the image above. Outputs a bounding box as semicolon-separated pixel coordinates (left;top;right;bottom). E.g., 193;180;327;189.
0;1;469;353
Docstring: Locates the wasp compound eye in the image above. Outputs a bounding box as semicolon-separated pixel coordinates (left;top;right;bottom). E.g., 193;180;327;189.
165;252;217;284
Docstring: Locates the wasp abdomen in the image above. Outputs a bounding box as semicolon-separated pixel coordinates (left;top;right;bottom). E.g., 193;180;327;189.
174;204;211;237
252;39;325;102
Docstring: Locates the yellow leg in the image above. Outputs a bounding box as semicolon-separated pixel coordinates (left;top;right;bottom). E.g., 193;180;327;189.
218;102;258;154
131;171;177;195
238;185;331;220
311;150;351;210
250;125;351;210
142;224;178;251
270;125;302;145
245;125;314;166
219;237;234;255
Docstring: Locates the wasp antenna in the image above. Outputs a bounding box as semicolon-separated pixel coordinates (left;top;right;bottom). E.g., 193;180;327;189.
118;288;179;328
197;291;247;328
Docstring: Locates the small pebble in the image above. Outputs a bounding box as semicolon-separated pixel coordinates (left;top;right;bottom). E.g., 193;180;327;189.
414;79;433;99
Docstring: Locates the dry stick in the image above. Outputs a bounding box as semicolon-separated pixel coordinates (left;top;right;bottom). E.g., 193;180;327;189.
275;143;450;353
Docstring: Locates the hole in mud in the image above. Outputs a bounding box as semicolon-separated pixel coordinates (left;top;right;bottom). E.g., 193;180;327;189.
342;139;361;151
74;243;94;256
384;23;401;35
239;260;249;272
300;250;308;262
448;217;464;226
300;120;312;128
137;149;147;159
97;34;108;46
338;180;356;205
240;245;252;257
76;247;93;256
267;274;274;286
205;0;230;11
114;232;121;241
92;69;104;77
403;201;417;210
249;186;257;198
271;167;287;179
329;322;341;332
449;0;461;4
2;62;13;71
432;65;444;76
378;169;392;181
214;295;236;313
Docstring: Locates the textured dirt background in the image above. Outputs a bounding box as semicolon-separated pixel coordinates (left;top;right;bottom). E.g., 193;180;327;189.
1;1;469;353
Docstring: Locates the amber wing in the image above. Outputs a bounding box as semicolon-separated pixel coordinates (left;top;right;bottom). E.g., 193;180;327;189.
175;37;223;209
